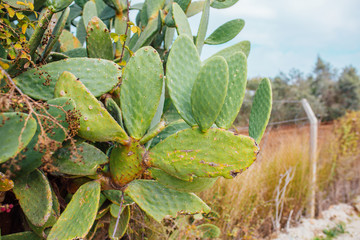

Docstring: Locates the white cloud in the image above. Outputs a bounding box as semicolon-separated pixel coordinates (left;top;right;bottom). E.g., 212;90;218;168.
204;0;360;77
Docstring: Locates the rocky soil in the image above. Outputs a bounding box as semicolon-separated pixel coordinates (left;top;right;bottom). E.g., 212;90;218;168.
273;197;360;240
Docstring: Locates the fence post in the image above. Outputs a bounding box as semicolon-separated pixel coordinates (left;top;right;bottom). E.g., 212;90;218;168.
301;99;318;218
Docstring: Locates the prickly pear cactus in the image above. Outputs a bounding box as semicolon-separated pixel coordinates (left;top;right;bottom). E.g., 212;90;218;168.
0;0;271;238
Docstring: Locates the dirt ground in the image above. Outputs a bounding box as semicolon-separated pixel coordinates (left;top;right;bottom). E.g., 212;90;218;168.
273;198;360;240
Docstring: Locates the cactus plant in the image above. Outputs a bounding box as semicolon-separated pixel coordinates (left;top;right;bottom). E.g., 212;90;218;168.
0;0;272;238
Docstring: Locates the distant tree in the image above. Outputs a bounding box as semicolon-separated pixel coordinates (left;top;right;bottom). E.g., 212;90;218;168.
337;66;360;112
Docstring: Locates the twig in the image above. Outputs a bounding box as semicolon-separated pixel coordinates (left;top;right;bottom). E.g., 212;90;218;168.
112;191;125;238
117;0;131;66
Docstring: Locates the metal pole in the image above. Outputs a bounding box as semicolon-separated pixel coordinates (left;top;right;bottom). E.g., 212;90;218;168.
301;99;318;218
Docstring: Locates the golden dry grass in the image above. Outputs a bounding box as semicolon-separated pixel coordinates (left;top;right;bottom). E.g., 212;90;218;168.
199;112;360;239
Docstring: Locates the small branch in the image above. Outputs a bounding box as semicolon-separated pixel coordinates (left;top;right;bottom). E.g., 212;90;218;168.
112;191;125;238
117;0;131;66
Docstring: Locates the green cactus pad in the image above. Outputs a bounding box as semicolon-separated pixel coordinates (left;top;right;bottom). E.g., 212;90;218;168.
86;16;113;60
172;2;192;38
139;121;166;145
110;141;145;186
186;1;205;17
166;35;200;126
15;97;75;175
83;1;98;27
108;205;130;239
211;0;239;9
2;232;42;240
52;142;108;176
150;120;190;148
131;16;161;53
174;0;191;11
249;78;272;143
215;52;247;129
148;128;259;181
191;56;229;132
64;48;87;58
76;17;87;44
28;188;61;238
109;203;122;218
164;27;175;50
205;19;245;45
58;30;82;52
125;180;210;222
46;0;73;12
13;169;52;227
14;58;122;100
54;71;129;144
102;190;135;206
47;181;101;240
149;168;217;192
0;112;37;164
0;172;14;191
105;97;123;128
212;40;251;58
120;46;163;139
195;0;210;55
146;0;165;20
197;224;221;238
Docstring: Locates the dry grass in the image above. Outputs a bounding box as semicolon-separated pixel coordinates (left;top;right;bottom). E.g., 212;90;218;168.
129;112;360;240
199;112;360;239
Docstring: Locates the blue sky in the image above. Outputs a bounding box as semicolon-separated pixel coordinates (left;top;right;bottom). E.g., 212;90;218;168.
131;0;360;78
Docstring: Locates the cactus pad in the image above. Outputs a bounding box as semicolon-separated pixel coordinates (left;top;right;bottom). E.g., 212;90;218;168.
195;0;210;54
186;1;205;17
191;56;229;132
52;142;108;176
139;121;166;145
86;17;113;60
150;120;190;148
205;19;245;45
120;46;163;139
211;0;239;9
125;180;210;222
146;0;165;20
47;181;101;240
1;232;42;240
14;58;122;100
197;224;221;238
215;52;247;129
46;0;73;12
13;169;52;227
54;71;129;144
249;78;272;143
131;16;161;54
172;2;192;38
102;190;134;206
0;112;37;164
148;128;259;181
83;1;98;27
149;168;217;192
105;97;123;128
110;141;145;186
166;35;200;126
212;40;251;58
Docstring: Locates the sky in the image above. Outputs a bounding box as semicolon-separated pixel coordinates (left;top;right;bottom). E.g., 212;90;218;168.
131;0;360;78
